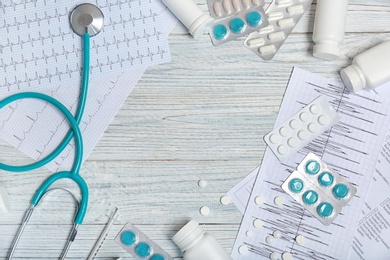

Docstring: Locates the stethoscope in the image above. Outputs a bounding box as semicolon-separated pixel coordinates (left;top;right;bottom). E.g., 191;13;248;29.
0;3;104;259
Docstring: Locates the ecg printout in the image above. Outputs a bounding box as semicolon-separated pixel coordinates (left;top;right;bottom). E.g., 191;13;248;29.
231;68;390;260
0;0;170;93
0;5;178;172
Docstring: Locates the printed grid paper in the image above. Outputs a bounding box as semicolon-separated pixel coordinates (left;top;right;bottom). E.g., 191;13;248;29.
0;3;177;172
0;0;170;93
231;68;390;260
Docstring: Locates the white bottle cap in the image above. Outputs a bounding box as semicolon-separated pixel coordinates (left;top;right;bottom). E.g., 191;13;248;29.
0;187;11;214
189;14;213;39
340;65;365;92
313;42;340;61
172;220;205;252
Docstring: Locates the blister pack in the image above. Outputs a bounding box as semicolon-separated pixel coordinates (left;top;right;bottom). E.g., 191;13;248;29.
264;95;340;161
208;0;269;46
281;153;357;225
115;223;173;260
244;0;313;60
207;0;263;19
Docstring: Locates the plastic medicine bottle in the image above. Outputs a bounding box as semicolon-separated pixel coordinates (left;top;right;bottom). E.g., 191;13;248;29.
172;220;233;260
312;0;348;60
161;0;213;39
340;40;390;92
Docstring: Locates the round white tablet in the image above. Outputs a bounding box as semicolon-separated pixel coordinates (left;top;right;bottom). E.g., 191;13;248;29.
282;252;293;260
295;234;306;245
220;195;231;205
255;195;265;205
200;206;210;216
253;218;263;228
274;196;285;206
239;245;249;255
273;230;282;239
266;235;274;244
198;179;207;188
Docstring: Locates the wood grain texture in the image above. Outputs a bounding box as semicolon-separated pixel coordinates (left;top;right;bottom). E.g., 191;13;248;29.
0;1;389;259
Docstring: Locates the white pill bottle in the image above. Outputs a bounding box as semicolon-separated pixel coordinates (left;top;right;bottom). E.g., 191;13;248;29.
312;0;348;60
172;220;232;260
340;40;390;92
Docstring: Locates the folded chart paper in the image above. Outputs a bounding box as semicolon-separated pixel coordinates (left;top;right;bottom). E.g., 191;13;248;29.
231;68;390;260
0;0;170;93
0;4;177;172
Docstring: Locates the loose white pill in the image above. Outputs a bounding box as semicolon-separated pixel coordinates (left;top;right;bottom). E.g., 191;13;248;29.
274;196;285;206
253;218;263;228
282;252;293;260
270;252;279;260
239;245;249;255
198;179;207;188
200;206;210;216
255;195;265;205
295;234;306;245
266;235;275;244
246;230;254;237
220;195;231;205
273;230;282;239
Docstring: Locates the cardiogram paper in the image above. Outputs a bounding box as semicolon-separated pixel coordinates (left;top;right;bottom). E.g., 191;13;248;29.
0;0;170;94
0;4;178;173
231;67;390;260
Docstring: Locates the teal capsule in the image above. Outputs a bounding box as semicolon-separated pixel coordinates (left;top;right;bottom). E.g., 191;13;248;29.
247;11;262;27
305;160;321;175
317;202;333;218
135;242;152;258
302;190;318;205
150;254;165;260
213;24;228;40
289;178;304;193
229;18;245;34
121;231;137;246
333;183;349;199
318;172;334;187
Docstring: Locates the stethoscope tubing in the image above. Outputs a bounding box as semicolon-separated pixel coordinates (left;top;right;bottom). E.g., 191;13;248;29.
0;33;90;173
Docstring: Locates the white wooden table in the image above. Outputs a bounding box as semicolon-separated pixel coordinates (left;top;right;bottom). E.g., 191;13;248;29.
1;1;389;259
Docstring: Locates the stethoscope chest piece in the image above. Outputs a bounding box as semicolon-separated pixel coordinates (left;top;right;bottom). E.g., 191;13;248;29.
70;3;104;37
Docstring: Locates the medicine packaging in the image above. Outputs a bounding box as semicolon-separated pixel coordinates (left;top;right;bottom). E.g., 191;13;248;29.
115;223;173;260
207;0;264;19
281;153;357;225
264;95;340;161
208;0;268;46
244;0;313;60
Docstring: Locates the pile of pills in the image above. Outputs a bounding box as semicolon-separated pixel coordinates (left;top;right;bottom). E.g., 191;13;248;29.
115;223;173;260
208;0;269;45
264;95;340;161
244;0;313;60
282;153;357;225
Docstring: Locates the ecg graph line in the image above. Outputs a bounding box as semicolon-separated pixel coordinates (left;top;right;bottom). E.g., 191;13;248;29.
0;0;169;91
